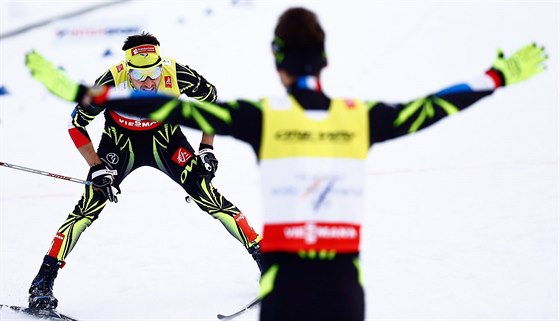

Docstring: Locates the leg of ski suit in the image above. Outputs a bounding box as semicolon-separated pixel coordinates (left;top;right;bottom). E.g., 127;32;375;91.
42;123;260;265
259;252;365;321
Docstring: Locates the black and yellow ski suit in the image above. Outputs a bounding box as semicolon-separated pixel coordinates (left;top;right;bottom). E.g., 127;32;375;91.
42;57;260;268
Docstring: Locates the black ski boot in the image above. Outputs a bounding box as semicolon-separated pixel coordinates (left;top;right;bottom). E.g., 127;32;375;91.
29;257;60;310
248;242;263;273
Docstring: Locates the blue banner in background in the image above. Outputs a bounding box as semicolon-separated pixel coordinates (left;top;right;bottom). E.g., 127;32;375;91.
0;0;132;40
56;26;141;39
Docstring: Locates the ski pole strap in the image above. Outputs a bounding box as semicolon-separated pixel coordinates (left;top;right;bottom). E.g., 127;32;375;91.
0;161;91;185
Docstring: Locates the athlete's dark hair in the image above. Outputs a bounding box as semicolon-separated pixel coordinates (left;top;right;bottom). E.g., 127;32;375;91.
273;7;327;76
274;7;324;50
122;32;160;51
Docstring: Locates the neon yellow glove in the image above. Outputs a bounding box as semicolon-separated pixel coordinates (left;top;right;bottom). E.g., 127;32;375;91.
491;43;548;87
25;51;88;102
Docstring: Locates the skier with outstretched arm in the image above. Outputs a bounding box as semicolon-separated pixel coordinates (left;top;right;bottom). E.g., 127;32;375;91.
25;7;547;321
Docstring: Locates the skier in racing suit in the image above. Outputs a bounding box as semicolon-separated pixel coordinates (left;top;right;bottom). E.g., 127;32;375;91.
27;32;262;310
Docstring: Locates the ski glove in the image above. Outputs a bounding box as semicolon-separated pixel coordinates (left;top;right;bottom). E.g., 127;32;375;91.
198;144;219;176
90;163;121;203
25;51;89;103
490;43;548;87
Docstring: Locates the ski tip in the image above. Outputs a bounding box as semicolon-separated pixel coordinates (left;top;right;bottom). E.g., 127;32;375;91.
216;297;260;320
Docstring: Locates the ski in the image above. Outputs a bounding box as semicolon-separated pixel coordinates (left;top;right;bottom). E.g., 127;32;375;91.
0;303;79;321
217;297;261;320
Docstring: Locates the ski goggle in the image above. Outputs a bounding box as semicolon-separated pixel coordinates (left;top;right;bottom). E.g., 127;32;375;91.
128;65;163;81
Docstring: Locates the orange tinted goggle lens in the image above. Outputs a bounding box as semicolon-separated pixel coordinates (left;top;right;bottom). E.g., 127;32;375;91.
129;66;163;81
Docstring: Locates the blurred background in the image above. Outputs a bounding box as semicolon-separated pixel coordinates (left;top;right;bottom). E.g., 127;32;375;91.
1;1;558;320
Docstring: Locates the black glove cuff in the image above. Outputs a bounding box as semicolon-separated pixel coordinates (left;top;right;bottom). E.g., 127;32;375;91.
90;163;106;171
199;143;213;150
75;84;90;103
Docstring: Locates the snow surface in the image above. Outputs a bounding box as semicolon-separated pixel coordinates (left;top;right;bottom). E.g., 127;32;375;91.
1;1;559;320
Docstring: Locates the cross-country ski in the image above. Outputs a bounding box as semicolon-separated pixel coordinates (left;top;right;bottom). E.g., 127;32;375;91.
0;304;79;321
217;297;261;320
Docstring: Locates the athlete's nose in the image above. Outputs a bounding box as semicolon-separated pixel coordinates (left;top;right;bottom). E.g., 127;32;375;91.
143;77;156;89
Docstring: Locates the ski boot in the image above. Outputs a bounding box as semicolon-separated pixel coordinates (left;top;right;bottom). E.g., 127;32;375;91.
28;257;60;310
248;242;263;273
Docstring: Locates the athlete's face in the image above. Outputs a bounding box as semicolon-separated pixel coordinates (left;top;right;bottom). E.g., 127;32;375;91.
129;75;161;92
128;65;163;92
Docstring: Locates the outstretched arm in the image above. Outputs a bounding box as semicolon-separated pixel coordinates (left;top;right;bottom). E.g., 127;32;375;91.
25;51;262;146
25;51;111;166
367;43;548;144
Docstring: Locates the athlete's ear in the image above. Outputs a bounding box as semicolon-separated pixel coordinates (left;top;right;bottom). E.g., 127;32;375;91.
277;69;296;87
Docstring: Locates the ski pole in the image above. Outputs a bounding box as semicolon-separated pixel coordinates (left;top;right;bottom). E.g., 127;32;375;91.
0;161;91;185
